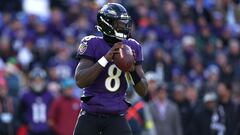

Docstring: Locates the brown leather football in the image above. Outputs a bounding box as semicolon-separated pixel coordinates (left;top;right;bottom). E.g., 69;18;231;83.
113;44;135;72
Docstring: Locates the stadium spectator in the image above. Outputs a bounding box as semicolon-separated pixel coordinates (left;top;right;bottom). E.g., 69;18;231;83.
217;82;240;135
126;85;156;135
202;64;220;96
149;83;182;135
126;86;145;135
144;71;160;102
190;92;225;135
3;63;20;99
48;78;80;135
0;76;16;135
216;52;234;84
183;85;200;135
0;36;16;63
18;67;54;135
171;84;192;135
48;45;76;80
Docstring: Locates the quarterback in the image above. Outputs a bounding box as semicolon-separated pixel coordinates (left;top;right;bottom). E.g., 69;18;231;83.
74;3;147;135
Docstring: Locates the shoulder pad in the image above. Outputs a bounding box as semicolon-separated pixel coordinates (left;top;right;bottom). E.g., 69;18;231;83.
77;35;101;57
128;38;141;46
81;35;99;43
78;36;99;55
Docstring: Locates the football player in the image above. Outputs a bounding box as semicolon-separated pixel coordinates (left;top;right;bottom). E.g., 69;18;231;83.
74;3;147;135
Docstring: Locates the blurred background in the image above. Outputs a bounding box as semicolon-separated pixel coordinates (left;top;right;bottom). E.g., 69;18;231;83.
0;0;240;135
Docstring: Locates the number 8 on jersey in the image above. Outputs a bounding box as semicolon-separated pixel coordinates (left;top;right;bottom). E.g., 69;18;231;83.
105;64;122;92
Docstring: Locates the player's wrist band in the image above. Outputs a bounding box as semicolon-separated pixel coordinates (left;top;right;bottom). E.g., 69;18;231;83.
130;70;141;85
98;56;108;67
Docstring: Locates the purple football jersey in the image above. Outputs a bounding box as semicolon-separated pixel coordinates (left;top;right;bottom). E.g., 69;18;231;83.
76;35;143;114
20;90;54;133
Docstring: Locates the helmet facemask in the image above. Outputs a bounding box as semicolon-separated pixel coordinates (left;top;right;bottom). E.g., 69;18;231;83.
113;18;132;40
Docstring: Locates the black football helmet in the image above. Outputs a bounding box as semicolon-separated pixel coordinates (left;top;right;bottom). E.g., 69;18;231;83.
97;3;132;40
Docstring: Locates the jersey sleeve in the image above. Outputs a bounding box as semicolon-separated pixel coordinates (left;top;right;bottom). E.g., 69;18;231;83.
129;39;144;65
76;36;96;61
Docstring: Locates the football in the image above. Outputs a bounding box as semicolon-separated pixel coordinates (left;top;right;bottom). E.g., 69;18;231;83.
113;44;135;72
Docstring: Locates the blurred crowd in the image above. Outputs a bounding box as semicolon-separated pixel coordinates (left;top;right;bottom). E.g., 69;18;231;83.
1;0;240;135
